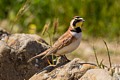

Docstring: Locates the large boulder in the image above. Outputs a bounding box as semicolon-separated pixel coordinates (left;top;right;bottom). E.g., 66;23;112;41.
0;33;51;80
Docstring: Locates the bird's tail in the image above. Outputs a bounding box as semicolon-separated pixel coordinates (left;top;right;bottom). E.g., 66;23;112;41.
27;49;49;63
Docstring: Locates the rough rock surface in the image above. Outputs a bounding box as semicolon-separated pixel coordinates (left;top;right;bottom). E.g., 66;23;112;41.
29;58;97;80
29;58;120;80
0;32;51;80
79;69;112;80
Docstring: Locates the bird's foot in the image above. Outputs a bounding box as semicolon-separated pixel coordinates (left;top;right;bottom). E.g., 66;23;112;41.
62;55;70;62
56;55;70;65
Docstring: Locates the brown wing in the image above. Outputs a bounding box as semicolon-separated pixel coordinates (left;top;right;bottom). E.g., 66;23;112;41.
53;33;74;49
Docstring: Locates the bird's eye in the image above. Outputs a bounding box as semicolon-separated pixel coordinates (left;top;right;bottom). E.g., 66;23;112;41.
75;18;78;21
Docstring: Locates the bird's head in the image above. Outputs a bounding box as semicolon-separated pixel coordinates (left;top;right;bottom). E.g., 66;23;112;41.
70;16;85;28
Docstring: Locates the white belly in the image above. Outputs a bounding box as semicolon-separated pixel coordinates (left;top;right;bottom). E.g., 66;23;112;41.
56;32;82;56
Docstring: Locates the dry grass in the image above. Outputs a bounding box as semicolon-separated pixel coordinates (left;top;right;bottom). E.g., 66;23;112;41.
103;40;112;68
10;0;31;33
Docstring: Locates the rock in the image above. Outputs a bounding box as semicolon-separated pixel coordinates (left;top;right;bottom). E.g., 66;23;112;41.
29;58;97;80
0;28;9;41
112;65;120;80
0;33;51;80
79;69;112;80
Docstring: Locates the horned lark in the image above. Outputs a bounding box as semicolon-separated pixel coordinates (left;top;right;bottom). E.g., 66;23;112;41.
28;16;85;63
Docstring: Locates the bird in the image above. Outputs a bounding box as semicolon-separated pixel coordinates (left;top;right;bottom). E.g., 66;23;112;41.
28;16;85;63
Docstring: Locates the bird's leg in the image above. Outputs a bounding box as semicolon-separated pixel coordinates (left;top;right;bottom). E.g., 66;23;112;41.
56;55;70;64
62;55;70;62
46;57;53;65
46;55;57;66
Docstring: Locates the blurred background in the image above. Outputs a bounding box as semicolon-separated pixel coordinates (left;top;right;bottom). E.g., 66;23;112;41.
0;0;120;64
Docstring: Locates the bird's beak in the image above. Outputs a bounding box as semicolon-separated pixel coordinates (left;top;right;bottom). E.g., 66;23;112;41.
82;19;85;22
80;19;85;28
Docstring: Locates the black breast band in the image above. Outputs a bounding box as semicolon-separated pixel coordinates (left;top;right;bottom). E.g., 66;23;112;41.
71;27;82;33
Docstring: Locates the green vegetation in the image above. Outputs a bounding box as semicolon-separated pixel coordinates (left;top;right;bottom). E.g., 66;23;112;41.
0;0;120;39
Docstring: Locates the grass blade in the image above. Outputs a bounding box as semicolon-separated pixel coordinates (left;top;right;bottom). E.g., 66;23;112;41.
92;44;100;67
103;40;112;68
41;22;50;36
53;18;59;35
